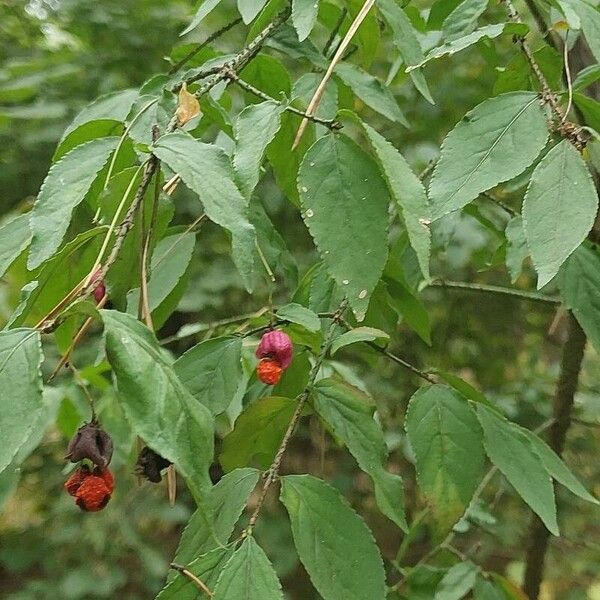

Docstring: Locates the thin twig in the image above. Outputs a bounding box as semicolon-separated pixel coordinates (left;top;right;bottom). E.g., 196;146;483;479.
170;563;213;597
429;280;560;305
246;300;348;532
323;8;348;58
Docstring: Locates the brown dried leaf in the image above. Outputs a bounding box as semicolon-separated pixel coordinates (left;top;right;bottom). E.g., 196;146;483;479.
176;83;201;126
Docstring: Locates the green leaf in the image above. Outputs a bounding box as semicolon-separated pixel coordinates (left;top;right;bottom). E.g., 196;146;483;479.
0;329;43;474
312;378;407;530
276;303;320;331
180;0;222;36
298;134;390;319
28;137;119;269
153;131;256;291
330;327;390;354
102;310;214;503
521;427;599;505
429;92;548;219
281;474;386;600
573;64;600;91
292;0;319;41
174;336;243;415
157;547;233;600
473;577;506;600
359;121;431;279
434;562;479;600
335;63;408;125
0;214;31;278
505;216;528;283
386;278;431;344
408;23;529;71
476;404;558;535
238;0;269;23
559;245;600;351
564;0;600;63
212;537;283;600
522;140;598;288
234;101;282;199
220;397;297;471
376;0;434;103
127;229;196;323
442;0;488;40
173;468;260;567
405;385;485;532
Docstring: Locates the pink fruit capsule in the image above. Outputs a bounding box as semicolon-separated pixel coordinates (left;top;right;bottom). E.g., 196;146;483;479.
256;330;293;370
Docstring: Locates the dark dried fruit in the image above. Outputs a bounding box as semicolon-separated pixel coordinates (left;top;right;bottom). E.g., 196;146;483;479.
66;421;113;468
135;446;172;483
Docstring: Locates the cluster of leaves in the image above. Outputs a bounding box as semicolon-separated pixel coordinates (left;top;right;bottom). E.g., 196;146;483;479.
4;0;600;598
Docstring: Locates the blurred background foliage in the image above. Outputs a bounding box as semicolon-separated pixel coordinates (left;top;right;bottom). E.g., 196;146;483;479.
1;0;599;598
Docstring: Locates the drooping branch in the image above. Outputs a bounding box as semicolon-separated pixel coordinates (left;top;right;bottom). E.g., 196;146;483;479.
429;280;560;305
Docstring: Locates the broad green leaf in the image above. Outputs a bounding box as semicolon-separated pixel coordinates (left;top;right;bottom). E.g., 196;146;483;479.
434;562;478;600
174;336;243;415
522;140;598;288
330;326;390;354
233;101;282;198
335;63;408;125
180;0;222;36
292;0;319;40
313;378;407;530
564;0;600;63
473;577;506;600
173;468;260;567
408;23;529;71
28;137;119;269
276;303;320;331
442;0;488;40
573;64;600;91
559;246;600;351
522;427;599;505
102;310;214;503
153;131;256;291
212;537;283;600
238;0;269;23
476;404;558;535
429;92;548;219
127;229;196;323
0;214;31;278
0;329;43;474
405;385;485;532
157;547;233;600
429;370;490;407
280;474;386;600
386;278;431;344
298;134;390;319
220;397;297;471
376;0;434;104
505;216;528;283
360;121;431;279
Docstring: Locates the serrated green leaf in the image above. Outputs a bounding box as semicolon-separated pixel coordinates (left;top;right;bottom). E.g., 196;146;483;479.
505;216;528;283
298;134;390;319
429;92;548;219
28;137;119;269
330;327;389;354
0;329;43;474
213;537;283;600
405;385;485;532
180;0;223;36
173;468;260;569
409;23;529;71
559;245;600;351
563;0;600;63
335;63;408;125
153;131;256;291
157;547;233;599
312;378;407;530
376;0;434;104
233;100;283;198
0;214;31;278
102;310;214;504
359;121;431;279
523;140;598;288
292;0;319;40
280;474;386;600
220;397;297;471
174;336;243;415
442;0;488;40
434;562;478;600
276;303;320;331
476;404;558;535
